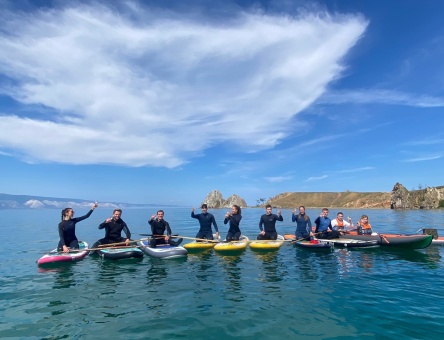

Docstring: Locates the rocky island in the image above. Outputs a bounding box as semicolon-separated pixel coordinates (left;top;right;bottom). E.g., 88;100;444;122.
201;190;247;209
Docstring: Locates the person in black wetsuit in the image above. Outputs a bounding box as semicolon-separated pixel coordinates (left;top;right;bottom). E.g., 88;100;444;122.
191;204;219;240
58;202;98;252
92;209;132;250
148;210;183;248
257;204;283;240
223;205;242;241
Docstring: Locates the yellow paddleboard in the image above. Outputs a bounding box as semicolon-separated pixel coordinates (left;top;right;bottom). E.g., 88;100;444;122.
249;235;285;250
184;241;217;250
214;236;249;251
183;234;220;250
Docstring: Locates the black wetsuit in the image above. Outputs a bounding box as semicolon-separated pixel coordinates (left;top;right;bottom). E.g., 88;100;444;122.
92;218;131;248
257;213;283;240
224;214;242;241
57;209;94;250
191;211;218;240
148;218;182;247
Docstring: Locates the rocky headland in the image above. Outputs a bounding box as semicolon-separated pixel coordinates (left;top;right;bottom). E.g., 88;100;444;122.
265;183;444;209
202;190;247;209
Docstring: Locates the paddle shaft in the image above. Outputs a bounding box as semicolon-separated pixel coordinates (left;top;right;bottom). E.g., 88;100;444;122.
98;238;143;247
292;232;323;243
140;234;220;243
59;245;141;253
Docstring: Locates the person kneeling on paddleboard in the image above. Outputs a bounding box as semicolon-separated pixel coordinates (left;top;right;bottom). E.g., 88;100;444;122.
58;202;98;253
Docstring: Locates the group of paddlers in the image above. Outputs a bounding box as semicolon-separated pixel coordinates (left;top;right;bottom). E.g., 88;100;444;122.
56;203;373;253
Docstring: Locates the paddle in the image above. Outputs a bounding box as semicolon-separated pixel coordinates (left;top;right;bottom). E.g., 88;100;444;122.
98;238;143;247
56;245;141;253
291;232;323;243
140;234;178;238
140;234;220;243
380;234;390;244
248;239;293;243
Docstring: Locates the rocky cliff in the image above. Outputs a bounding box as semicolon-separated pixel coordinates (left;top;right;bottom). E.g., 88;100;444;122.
202;190;247;209
390;182;444;209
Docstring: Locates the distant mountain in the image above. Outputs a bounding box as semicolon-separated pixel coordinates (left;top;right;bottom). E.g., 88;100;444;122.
0;193;170;209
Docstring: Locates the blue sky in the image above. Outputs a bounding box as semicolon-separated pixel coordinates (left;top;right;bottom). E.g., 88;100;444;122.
0;0;443;206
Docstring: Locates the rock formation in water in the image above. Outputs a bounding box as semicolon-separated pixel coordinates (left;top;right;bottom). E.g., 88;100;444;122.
202;190;247;208
390;183;444;209
223;194;247;208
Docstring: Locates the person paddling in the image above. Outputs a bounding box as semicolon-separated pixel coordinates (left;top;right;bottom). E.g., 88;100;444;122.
58;202;98;253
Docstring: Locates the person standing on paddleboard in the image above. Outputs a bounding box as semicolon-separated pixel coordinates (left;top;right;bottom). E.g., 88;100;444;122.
148;210;183;247
191;204;219;241
223;205;242;241
292;206;313;241
257;204;283;240
58;202;98;253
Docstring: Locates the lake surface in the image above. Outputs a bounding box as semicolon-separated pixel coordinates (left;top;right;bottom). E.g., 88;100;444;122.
1;207;444;339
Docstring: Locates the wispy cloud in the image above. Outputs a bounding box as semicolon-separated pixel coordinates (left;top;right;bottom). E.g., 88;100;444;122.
0;3;368;167
401;138;444;146
304;175;328;182
264;176;293;183
298;134;346;148
320;89;444;107
335;167;375;173
402;155;442;162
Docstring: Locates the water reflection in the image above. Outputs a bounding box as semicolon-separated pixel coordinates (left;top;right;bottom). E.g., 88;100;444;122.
219;255;243;302
294;248;335;283
334;249;376;275
146;264;168;285
254;251;284;284
379;248;442;268
188;250;214;281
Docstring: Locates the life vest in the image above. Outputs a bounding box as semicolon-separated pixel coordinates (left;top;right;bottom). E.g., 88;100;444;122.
362;223;372;230
336;219;344;227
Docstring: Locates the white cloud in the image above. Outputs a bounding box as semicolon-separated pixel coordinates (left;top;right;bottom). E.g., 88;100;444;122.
320;89;444;107
401;138;444;146
0;4;368;167
264;176;293;183
335;167;375;173
403;155;442;162
304;175;328;182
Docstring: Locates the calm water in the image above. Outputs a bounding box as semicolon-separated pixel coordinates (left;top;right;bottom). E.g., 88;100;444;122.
1;208;444;339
